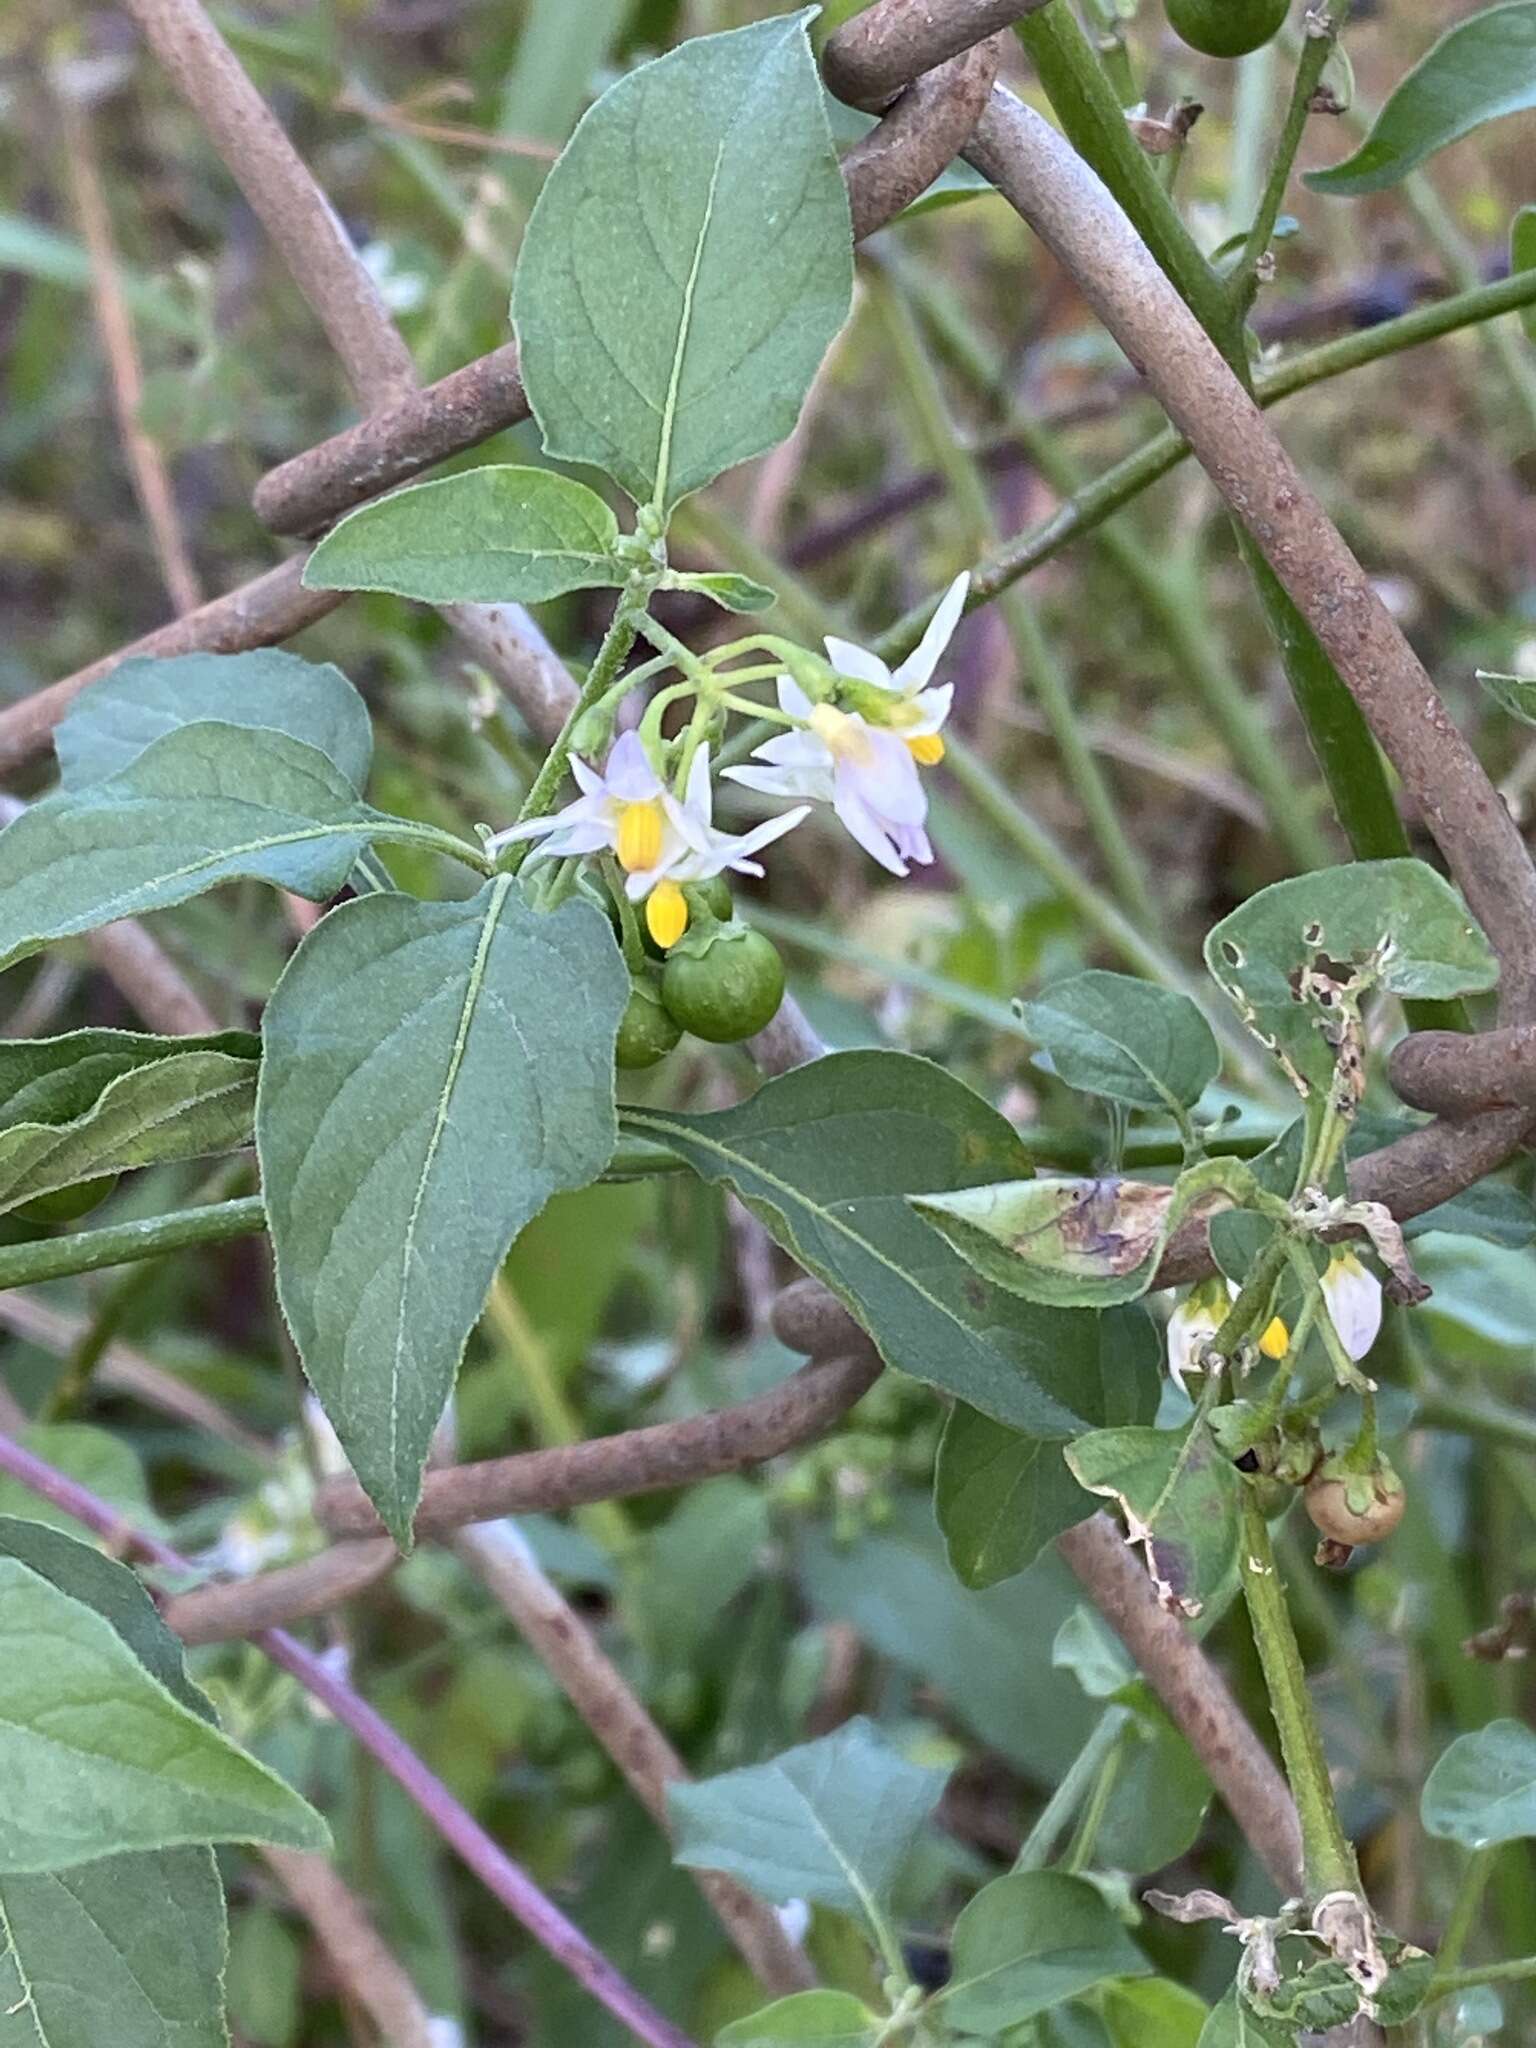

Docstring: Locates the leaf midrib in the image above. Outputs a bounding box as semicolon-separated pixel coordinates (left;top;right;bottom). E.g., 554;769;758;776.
621;1106;1081;1436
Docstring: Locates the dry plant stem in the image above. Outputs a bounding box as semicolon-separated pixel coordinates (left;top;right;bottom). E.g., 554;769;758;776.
0;558;340;780
1056;1512;1304;1896
84;919;219;1035
164;1540;398;1644
317;1348;885;1541
962;88;1536;1020
260;1848;436;2048
0;1290;265;1451
455;1523;815;1997
0;1429;699;2048
822;0;1045;105
58;89;202;616
1389;1025;1536;1118
120;0;414;407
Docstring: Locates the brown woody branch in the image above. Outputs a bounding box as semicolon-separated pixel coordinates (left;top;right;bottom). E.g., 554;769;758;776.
456;1523;816;1998
1388;1025;1536;1119
316;1347;885;1541
121;0;415;407
164;1539;397;1643
260;1848;436;2048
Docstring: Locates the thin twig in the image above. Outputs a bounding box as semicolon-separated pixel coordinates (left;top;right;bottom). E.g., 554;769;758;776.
56;85;203;615
456;1521;816;1997
261;1848;437;2048
120;0;415;407
0;1429;699;2048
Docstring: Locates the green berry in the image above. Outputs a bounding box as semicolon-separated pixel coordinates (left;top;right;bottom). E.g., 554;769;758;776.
661;926;785;1043
1165;0;1289;59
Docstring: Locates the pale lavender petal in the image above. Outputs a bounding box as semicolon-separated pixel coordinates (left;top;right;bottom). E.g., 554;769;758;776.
603;730;663;801
893;571;969;695
777;674;817;720
723;760;834;804
847;730;928;825
823;635;893;691
834;785;908;876
569;756;605;796
905;683;954;737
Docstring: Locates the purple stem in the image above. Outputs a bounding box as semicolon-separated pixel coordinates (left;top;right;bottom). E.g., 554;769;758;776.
0;1430;698;2048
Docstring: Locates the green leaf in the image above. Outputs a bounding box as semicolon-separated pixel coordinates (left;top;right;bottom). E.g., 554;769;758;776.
0;1517;209;1718
1018;971;1219;1115
512;10;853;512
0;1557;327;1871
0;1031;258;1215
1421;1718;1536;1848
258;880;627;1543
1096;1705;1212;1874
1513;204;1536;341
1204;860;1498;1092
914;1157;1252;1311
664;569;778;613
0;1848;228;2048
622;1051;1123;1437
0;724;445;974
1066;1426;1241;1619
935;1307;1161;1588
0;1523;229;2048
304;466;628;605
716;1991;881;2047
1478;665;1536;727
1054;1607;1135;1699
669;1716;946;1923
1099;1978;1209;2048
1406;1175;1536;1247
227;1905;302;2048
938;1871;1148;2034
1307;3;1536;196
55;649;373;792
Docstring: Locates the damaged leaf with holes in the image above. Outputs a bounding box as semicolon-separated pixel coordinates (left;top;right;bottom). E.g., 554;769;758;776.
1204;861;1498;1092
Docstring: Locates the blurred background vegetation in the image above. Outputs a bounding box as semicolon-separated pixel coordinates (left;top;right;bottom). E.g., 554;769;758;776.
2;2;1535;2042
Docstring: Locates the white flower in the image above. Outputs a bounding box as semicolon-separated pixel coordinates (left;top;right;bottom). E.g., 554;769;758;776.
824;570;968;755
1166;1282;1226;1398
636;744;808;946
725;682;930;876
723;574;967;877
1320;1252;1382;1362
490;732;805;947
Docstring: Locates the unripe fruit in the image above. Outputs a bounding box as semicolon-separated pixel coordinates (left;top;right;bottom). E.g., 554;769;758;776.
1304;1455;1406;1548
615;974;682;1069
661;926;785;1043
1165;0;1290;60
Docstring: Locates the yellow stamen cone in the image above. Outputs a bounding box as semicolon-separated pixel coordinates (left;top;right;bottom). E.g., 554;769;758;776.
616;799;664;874
1258;1316;1289;1360
906;732;945;766
646;880;688;949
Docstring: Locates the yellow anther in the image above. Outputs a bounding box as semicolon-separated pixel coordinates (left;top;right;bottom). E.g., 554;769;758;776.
616;798;664;874
906;732;945;766
646;880;689;949
1259;1316;1290;1360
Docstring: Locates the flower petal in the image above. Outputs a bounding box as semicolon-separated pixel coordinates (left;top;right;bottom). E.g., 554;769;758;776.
723;760;834;804
777;674;817;721
833;784;909;876
1321;1254;1383;1361
892;571;969;694
904;682;954;738
823;634;894;692
603;730;663;802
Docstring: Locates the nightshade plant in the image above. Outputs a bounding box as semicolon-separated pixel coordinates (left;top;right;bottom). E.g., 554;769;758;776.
8;3;1536;2046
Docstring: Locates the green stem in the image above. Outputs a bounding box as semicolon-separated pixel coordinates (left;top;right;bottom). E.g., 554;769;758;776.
873;263;1536;667
1228;3;1347;317
1060;1728;1125;1875
1427;1953;1536;2002
1226;39;1278;239
1239;1492;1360;1904
1013;1706;1131;1872
1436;1845;1499;1976
41;1259;159;1423
0;1196;267;1289
1414;1393;1536;1458
505;592;646;856
1015;5;1233;347
1013;6;1464;1027
866;266;1165;938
